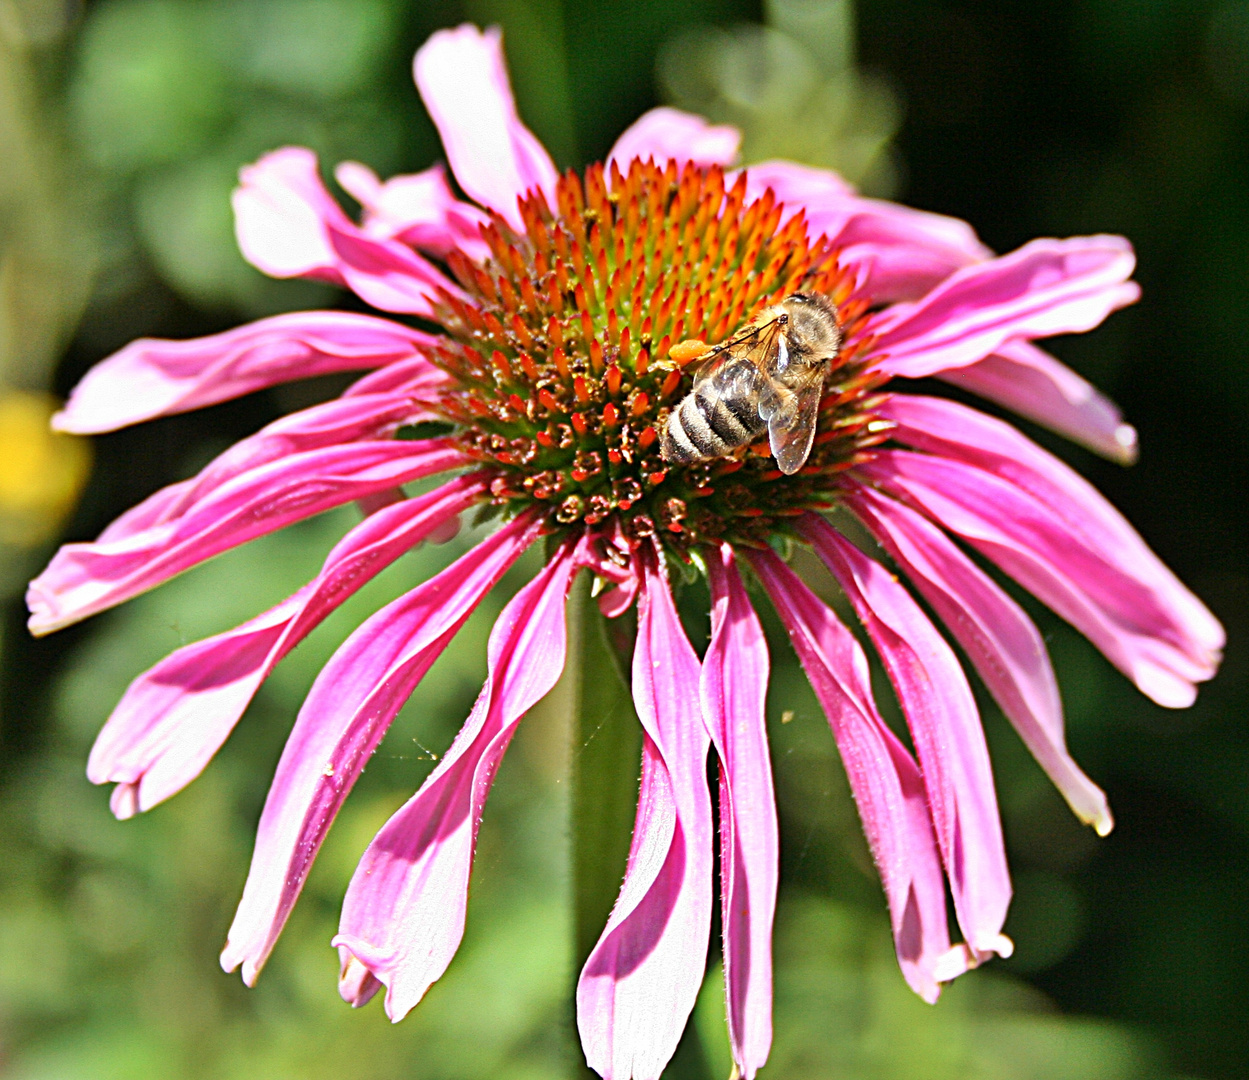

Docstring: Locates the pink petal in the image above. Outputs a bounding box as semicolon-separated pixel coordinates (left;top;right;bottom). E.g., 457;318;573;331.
342;354;453;399
935;339;1139;464
846;484;1113;835
335;161;493;263
872;236;1140;378
414;25;558;232
324;222;461;316
702;545;776;1079
232;148;456;315
578;547;713;1080
52;312;441;435
332;538;581;1020
738;159;856;206
799;514;1013;961
121;392;431;534
877;395;1224;674
738;161;990;302
859;448;1220;708
220;510;543;985
607;108;741;174
233;147;353;281
748;547;966;1001
88;475;486;817
83;390;438;551
27;435;468;635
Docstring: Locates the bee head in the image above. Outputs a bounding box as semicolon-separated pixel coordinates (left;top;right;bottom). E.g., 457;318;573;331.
781;293;841;364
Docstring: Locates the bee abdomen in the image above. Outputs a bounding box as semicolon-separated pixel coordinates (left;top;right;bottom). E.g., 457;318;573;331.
662;380;766;464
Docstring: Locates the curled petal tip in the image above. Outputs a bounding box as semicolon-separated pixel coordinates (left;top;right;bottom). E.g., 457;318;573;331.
109;782;139;820
337;949;383;1008
1091;807;1116;837
929;933;1013;984
1113;422;1139;465
930;945;975;984
25;582;63;637
973;933;1014;961
984;928;1014;958
219;943;261;987
49;409;76;435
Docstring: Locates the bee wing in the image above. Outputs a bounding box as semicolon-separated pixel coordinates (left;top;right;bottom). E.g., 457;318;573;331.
766;376;825;475
691;316;785;388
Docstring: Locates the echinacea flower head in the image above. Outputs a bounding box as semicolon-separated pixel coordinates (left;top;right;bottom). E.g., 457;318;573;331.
31;22;1224;1080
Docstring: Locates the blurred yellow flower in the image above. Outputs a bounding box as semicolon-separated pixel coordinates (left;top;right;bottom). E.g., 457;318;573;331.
0;390;90;545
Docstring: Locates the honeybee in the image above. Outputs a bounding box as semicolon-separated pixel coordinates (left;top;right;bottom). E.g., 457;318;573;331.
660;292;841;475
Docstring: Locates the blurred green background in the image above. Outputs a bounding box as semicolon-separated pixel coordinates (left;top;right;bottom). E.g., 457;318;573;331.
1;0;1246;1077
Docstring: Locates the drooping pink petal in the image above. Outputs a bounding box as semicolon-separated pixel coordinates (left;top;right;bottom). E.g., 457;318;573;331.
323;222;461;316
414;24;559;232
799;513;1013;961
607;108;741;175
332;537;581;1020
871;236;1140;378
748;547;966;1001
232;148;456;316
876;394;1224;677
342;354;453;399
935;339;1139;464
846;484;1113;835
701;545;776;1079
27;437;468;635
232;146;353;281
738;161;991;301
220;510;543;986
859;448;1219;708
131;393;431;532
77;390;436;554
334;161;492;262
578;547;713;1080
87;475;487;818
52;312;441;435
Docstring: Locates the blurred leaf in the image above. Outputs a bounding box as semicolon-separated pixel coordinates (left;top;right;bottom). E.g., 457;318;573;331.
134;152;335;314
658;0;901;193
213;0;398;101
71;0;230;172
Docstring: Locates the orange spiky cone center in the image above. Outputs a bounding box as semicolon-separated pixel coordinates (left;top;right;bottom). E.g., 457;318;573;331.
428;158;889;548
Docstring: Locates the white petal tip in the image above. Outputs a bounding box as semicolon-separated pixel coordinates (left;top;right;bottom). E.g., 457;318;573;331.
336;951;383;1008
977;933;1014;960
931;945;975;983
938;933;1014;978
25;583;79;637
219;946;261;987
1086;805;1115;837
109;783;140;820
1112;423;1138;465
48;410;77;434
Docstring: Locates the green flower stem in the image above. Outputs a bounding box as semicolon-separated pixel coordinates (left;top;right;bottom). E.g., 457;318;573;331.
567;572;642;979
564;573;715;1080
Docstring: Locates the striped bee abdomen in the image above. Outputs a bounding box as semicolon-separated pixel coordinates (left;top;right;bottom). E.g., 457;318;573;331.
661;361;767;465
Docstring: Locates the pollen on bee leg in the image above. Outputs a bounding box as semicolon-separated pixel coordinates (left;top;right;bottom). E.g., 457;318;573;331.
669;339;709;365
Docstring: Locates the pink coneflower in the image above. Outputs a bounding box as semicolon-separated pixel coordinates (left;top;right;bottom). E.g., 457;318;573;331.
31;23;1222;1080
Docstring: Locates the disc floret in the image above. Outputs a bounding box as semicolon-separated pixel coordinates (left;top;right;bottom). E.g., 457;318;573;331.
430;159;890;548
